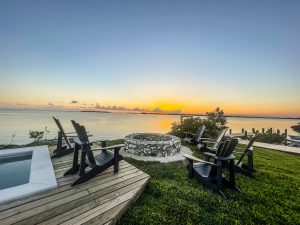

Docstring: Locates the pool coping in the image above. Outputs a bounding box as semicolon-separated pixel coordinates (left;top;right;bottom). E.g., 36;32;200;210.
0;145;57;205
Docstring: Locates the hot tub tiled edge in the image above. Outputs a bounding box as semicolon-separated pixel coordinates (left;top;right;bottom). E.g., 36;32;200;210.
0;145;57;205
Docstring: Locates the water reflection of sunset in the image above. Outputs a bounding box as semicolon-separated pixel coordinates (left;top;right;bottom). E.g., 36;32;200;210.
155;117;177;131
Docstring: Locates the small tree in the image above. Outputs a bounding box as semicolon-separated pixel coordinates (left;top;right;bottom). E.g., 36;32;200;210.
170;117;203;138
29;130;44;144
204;107;227;137
291;123;300;134
169;107;228;138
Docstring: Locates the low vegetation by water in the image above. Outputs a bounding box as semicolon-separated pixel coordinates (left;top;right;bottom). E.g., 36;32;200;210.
110;140;300;225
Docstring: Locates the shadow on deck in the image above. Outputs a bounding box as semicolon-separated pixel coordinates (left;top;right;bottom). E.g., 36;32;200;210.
0;149;149;225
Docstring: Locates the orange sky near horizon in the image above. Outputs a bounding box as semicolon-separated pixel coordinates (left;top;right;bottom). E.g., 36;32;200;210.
0;95;299;117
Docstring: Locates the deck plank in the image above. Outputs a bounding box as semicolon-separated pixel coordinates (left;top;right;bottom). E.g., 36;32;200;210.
0;164;136;214
0;149;149;225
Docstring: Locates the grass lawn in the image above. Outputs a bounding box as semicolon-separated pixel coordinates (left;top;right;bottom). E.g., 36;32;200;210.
110;140;300;225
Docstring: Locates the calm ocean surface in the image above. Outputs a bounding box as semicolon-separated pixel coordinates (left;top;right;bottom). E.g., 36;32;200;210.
0;109;298;145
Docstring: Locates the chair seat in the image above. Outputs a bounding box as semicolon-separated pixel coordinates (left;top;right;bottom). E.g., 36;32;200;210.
184;137;193;143
194;163;212;178
193;163;226;179
95;150;114;166
197;143;203;149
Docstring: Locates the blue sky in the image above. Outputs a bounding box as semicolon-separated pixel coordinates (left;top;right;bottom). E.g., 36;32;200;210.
0;1;299;116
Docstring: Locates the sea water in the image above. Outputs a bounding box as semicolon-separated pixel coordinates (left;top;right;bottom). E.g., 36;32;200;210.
0;109;298;145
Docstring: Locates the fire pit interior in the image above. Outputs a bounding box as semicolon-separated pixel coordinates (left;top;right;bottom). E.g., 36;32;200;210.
124;133;181;157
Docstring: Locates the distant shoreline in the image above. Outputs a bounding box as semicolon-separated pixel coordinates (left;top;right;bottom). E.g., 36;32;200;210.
0;108;299;120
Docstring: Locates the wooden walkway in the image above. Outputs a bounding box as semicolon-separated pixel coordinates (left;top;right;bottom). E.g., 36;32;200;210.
0;151;150;225
239;140;300;154
226;132;255;138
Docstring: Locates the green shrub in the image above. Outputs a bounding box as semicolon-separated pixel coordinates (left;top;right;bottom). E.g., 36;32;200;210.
255;132;285;144
169;107;227;138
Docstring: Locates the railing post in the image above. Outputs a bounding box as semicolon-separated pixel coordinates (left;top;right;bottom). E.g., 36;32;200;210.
242;128;244;133
229;129;232;134
284;129;288;145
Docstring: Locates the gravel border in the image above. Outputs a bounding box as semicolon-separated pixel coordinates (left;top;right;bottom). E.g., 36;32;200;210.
119;145;192;163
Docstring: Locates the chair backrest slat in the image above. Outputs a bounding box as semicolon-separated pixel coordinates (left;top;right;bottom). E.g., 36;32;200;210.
210;139;237;177
215;138;238;157
53;116;72;147
236;134;257;165
224;138;238;157
195;125;206;142
71;120;96;165
245;134;257;151
212;128;228;149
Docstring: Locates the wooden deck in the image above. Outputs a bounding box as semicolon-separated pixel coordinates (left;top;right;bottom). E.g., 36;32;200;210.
0;150;150;225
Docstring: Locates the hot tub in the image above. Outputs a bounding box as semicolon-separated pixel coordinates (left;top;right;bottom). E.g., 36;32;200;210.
124;133;181;157
0;146;57;205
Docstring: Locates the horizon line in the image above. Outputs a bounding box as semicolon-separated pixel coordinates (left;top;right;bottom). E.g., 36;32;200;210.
1;108;299;120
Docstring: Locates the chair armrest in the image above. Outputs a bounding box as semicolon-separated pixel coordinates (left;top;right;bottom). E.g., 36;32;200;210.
65;135;78;137
203;152;216;158
92;139;108;145
198;137;216;141
91;144;124;151
183;154;215;166
66;134;92;138
202;140;217;144
233;151;244;154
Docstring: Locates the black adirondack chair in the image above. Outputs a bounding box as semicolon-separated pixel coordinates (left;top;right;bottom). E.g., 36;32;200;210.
184;125;206;144
52;116;77;158
198;128;228;153
64;120;123;186
234;134;257;178
184;138;239;198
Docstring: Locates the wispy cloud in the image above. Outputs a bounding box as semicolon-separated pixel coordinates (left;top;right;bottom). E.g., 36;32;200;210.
70;100;79;104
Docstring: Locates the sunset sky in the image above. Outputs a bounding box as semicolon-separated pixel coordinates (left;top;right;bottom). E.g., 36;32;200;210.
0;1;299;116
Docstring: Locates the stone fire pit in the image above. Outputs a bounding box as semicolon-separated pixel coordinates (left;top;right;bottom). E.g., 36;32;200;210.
124;133;181;157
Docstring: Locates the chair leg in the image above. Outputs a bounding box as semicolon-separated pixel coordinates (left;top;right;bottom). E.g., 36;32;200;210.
187;160;194;179
52;131;74;158
79;146;87;176
114;149;120;173
248;151;254;174
72;159;114;186
229;159;240;191
216;160;223;191
55;131;63;153
64;143;80;176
